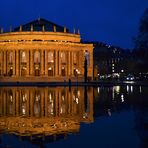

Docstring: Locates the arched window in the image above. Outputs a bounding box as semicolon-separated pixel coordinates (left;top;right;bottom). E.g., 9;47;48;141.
84;50;90;66
48;51;54;63
9;51;13;63
34;51;40;64
22;51;27;63
60;52;66;64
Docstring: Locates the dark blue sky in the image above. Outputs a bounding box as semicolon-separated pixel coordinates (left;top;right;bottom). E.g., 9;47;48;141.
0;0;148;49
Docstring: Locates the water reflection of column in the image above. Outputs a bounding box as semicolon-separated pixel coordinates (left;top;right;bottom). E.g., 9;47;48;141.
41;89;45;117
30;90;33;117
20;90;23;116
26;90;29;116
3;90;6;116
68;88;72;114
88;88;94;121
55;88;58;116
12;89;16;116
59;89;61;116
0;90;2;115
79;88;84;116
65;89;67;115
15;89;19;116
45;88;48;117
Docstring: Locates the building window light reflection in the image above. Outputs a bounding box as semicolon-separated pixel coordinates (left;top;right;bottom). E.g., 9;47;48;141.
108;109;111;116
76;97;79;104
10;95;13;102
121;94;124;102
97;87;100;94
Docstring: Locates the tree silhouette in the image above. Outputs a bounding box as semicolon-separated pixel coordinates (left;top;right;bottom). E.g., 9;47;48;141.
133;8;148;74
134;8;148;51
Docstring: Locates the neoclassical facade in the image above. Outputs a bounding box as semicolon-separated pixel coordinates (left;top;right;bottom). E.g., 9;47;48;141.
0;18;93;82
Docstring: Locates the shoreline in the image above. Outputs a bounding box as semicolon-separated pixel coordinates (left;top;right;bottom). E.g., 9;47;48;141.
0;80;148;87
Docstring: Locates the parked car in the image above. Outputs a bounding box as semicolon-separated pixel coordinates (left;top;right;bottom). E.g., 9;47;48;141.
126;74;135;81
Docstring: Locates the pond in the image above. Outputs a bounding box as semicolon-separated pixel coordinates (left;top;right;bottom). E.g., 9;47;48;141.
0;85;147;148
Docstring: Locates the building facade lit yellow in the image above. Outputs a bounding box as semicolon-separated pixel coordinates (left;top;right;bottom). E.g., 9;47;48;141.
0;18;93;82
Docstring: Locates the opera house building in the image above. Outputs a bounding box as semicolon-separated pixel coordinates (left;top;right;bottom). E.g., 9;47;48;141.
0;18;93;82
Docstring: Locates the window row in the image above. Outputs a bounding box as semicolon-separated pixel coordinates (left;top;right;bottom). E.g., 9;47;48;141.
0;51;81;64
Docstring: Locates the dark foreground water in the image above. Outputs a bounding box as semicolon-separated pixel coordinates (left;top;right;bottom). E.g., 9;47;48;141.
0;85;148;148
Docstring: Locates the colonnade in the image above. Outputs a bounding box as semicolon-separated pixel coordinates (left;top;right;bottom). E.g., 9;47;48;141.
0;49;84;77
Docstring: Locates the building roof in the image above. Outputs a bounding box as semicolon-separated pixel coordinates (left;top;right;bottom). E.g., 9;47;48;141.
14;18;69;33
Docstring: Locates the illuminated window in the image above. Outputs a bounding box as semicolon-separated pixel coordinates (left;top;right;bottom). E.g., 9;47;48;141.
60;52;66;64
34;51;40;63
48;51;54;63
73;52;77;64
22;51;27;63
9;51;13;63
84;50;90;66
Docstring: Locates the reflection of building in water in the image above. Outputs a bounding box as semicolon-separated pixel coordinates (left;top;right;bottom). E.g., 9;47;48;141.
0;87;93;137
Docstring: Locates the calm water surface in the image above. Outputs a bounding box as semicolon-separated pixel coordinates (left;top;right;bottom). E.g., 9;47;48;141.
0;85;148;148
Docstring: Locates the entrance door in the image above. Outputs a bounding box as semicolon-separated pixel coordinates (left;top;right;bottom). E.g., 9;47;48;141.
61;67;65;76
35;69;40;76
21;68;26;76
8;69;13;76
48;68;53;76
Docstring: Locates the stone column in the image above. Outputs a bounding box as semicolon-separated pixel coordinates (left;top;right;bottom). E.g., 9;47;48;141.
41;50;44;76
45;50;48;76
13;51;15;75
19;51;21;76
71;51;74;76
55;50;58;76
3;51;7;75
16;50;19;76
30;50;33;76
26;50;29;76
68;51;71;77
59;51;61;76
